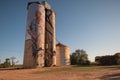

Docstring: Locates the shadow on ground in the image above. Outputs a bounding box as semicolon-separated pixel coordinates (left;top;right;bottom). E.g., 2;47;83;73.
100;73;120;80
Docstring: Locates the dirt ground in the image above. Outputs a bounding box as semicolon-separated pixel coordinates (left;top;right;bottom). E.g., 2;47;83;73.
0;66;120;80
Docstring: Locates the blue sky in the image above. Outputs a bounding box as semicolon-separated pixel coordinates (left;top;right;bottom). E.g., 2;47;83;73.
0;0;120;64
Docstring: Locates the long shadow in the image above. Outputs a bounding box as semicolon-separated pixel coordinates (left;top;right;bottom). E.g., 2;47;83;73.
104;65;120;69
100;73;120;80
0;67;24;71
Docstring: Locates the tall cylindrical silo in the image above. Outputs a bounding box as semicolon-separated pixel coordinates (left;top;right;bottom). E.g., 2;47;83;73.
23;2;45;68
44;9;55;67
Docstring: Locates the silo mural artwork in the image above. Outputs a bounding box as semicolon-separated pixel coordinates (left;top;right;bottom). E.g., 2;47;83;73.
24;2;45;68
23;1;70;68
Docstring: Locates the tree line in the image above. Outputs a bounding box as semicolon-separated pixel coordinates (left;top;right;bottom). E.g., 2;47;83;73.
70;49;120;66
95;53;120;65
0;57;19;68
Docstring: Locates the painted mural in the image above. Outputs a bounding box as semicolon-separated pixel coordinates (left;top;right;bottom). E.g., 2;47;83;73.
44;9;54;66
25;3;45;67
27;11;42;58
24;2;56;67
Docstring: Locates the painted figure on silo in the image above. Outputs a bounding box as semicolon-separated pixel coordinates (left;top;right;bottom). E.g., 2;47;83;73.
23;1;57;68
27;11;44;67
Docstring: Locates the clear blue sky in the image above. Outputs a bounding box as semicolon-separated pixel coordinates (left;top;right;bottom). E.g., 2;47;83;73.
0;0;120;64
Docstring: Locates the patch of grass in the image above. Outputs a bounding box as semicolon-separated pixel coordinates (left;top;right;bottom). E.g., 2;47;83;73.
102;65;120;69
32;66;102;74
32;65;120;74
67;65;112;71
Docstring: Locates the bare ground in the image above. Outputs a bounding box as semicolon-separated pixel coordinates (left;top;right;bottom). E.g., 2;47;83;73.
0;66;120;80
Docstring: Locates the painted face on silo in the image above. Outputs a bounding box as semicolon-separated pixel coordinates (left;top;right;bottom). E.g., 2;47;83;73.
36;11;44;29
36;11;41;24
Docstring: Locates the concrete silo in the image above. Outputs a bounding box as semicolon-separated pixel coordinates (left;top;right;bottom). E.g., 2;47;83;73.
44;8;56;67
23;1;56;68
23;1;70;68
56;43;70;66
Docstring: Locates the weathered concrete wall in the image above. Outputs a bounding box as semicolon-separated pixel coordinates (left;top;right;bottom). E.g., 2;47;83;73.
56;43;70;66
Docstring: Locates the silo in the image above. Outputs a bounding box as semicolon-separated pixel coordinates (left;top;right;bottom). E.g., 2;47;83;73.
23;2;45;68
23;1;56;68
56;43;70;66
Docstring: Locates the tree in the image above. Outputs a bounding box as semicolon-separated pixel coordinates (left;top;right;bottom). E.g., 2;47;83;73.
70;52;77;65
95;53;120;65
10;56;16;66
114;53;120;65
95;56;101;65
3;58;11;68
70;49;90;65
79;49;88;65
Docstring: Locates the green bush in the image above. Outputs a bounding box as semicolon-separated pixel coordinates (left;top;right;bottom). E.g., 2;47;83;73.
70;49;90;65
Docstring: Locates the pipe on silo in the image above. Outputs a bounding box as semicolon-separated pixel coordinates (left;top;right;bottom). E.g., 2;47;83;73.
52;11;56;66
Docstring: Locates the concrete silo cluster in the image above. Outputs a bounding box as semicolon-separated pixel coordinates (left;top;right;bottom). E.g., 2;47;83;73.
23;1;70;68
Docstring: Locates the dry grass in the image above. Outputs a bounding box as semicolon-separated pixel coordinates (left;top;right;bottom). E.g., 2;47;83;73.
0;65;120;80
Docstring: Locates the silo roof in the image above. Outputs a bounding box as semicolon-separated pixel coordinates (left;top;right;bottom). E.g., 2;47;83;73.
27;1;51;10
56;43;68;47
